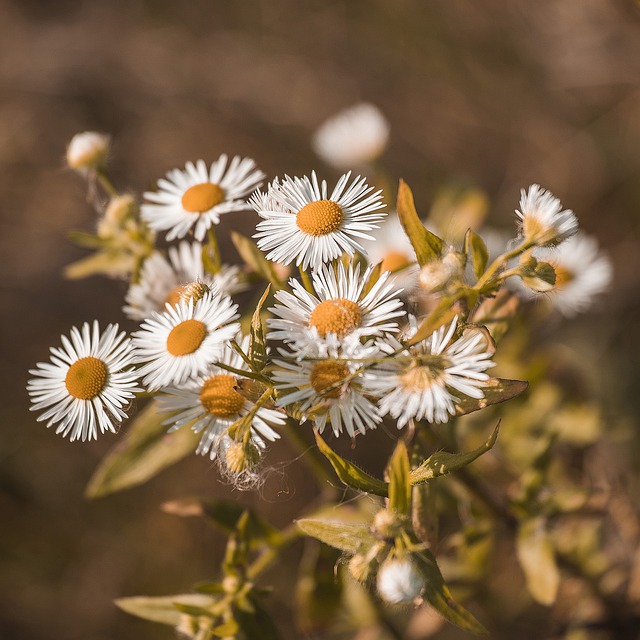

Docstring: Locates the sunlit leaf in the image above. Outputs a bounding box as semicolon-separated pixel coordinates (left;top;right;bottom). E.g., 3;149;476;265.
386;441;411;516
464;229;489;279
397;179;443;265
454;379;528;416
115;594;215;626
296;518;375;554
64;250;134;279
85;401;199;498
231;232;284;290
314;431;388;497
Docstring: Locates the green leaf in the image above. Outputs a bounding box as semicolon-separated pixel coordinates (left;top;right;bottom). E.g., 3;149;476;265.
115;594;215;626
249;284;270;372
407;295;459;346
386;441;411;516
67;230;107;248
397;179;443;265
516;517;560;606
64;250;134;279
464;229;489;279
314;431;388;497
414;550;488;635
409;423;500;485
85;401;200;498
211;619;240;637
454;379;528;416
231;231;284;290
296;518;375;554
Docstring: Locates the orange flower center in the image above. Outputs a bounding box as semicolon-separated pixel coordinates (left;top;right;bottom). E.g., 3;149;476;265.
199;373;245;417
308;298;362;338
166;319;207;356
181;183;225;213
296;200;344;236
381;251;411;273
310;361;350;399
552;263;573;289
400;358;447;391
65;356;108;400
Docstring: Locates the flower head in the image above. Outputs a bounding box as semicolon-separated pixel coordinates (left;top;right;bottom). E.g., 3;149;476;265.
66;131;110;172
365;317;495;426
377;558;424;605
273;336;381;437
123;241;245;321
142;156;265;241
253;171;386;270
28;321;140;442
312;102;390;169
267;261;405;354
158;335;283;460
516;184;578;247
132;291;239;390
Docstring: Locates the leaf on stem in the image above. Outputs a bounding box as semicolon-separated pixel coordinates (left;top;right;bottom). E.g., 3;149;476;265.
115;594;216;626
296;518;375;554
454;379;528;416
386;441;411;516
397;179;443;265
464;229;489;279
248;284;270;372
231;232;283;290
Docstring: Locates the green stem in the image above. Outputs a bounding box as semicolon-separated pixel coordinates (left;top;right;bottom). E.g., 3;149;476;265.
246;523;302;579
96;170;118;198
474;241;533;293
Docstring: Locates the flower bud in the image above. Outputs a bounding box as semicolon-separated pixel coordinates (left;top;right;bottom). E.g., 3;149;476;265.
66;132;109;172
519;255;557;293
181;281;211;305
348;553;374;583
418;247;465;293
372;508;401;539
376;557;425;605
224;441;259;475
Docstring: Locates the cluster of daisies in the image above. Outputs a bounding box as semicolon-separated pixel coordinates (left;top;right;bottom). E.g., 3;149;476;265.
29;114;612;469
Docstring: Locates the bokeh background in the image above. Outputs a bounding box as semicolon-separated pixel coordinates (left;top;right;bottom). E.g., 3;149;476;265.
2;1;640;638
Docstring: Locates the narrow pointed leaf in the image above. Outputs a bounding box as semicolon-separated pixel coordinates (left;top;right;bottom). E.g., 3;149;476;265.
64;250;134;279
387;441;411;515
414;550;488;635
296;518;374;554
361;260;383;298
211;620;240;637
410;423;500;485
397;179;443;265
314;431;388;497
249;284;270;372
407;296;459;345
85;401;200;498
115;594;215;626
454;379;528;416
464;229;489;279
231;232;284;290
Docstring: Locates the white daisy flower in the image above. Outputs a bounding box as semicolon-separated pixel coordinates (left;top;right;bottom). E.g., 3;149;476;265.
132;291;239;390
273;336;381;437
377;558;424;605
516;184;578;247
157;336;283;460
253;171;386;271
529;232;613;317
141;155;265;241
27;321;140;442
312;102;390;170
267;261;405;354
358;214;419;288
365;317;495;426
123;241;246;321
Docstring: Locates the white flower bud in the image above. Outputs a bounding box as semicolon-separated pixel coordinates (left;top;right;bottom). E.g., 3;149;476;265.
418;247;464;293
377;558;424;604
66;131;109;172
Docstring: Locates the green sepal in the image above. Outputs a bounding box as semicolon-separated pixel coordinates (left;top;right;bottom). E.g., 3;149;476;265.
386;441;411;516
410;423;500;485
414;550;488;635
314;430;388;496
85;401;200;498
296;518;375;555
231;231;284;290
397;179;443;265
464;228;489;278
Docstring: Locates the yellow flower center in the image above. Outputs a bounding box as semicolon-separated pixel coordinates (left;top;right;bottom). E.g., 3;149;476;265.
65;356;108;400
310;361;350;399
199;373;245;417
165;285;187;306
551;263;574;289
400;359;447;391
181;183;225;213
381;251;411;273
296;200;344;236
308;298;362;338
166;319;207;356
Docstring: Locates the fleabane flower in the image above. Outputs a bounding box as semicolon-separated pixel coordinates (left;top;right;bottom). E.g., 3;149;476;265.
66;131;109;173
27;321;140;442
253;171;386;271
312;102;390;170
142;155;265;241
376;558;425;605
365;317;495;426
528;232;613;317
157;335;283;460
516;184;578;247
273;336;381;437
267;261;405;354
132;291;239;390
123;241;246;321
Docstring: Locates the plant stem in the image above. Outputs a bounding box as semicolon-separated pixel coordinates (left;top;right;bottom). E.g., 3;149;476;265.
246;523;302;579
96;170;118;198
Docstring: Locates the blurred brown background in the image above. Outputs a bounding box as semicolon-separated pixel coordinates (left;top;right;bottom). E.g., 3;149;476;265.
2;1;640;638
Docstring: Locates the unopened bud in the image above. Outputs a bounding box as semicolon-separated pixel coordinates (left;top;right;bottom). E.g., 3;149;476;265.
224;441;259;475
66;131;109;172
520;255;556;293
418;247;464;293
377;557;425;605
181;281;211;304
372;508;400;539
349;554;374;583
